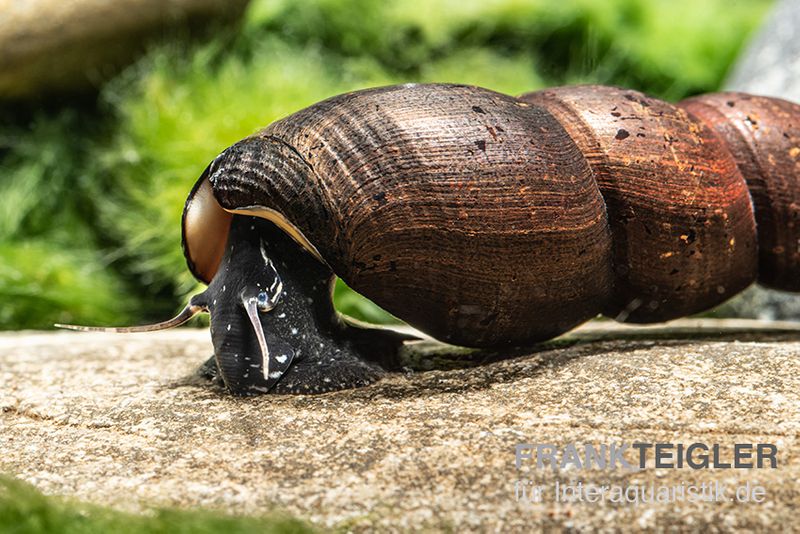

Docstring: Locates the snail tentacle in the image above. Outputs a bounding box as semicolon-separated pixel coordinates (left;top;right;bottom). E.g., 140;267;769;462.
55;299;207;333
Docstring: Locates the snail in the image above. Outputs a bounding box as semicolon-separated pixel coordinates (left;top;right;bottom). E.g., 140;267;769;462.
59;83;800;396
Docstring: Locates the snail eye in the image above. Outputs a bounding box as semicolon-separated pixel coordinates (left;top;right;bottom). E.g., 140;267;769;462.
256;291;275;312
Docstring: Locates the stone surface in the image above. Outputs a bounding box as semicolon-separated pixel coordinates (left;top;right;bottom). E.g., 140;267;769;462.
1;319;798;531
0;0;248;99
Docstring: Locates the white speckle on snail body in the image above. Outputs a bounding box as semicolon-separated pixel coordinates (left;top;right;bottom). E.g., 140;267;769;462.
291;328;298;335
269;371;282;379
276;354;288;363
227;324;231;331
222;285;226;292
278;313;286;319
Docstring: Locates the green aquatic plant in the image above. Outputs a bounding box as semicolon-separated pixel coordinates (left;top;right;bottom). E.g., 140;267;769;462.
0;112;139;328
0;476;313;534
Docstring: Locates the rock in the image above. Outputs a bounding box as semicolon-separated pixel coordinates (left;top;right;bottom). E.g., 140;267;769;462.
0;0;248;99
720;0;800;321
726;0;800;102
1;319;798;531
714;285;800;321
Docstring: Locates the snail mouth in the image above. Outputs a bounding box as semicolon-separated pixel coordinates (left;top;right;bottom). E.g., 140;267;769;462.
210;304;296;395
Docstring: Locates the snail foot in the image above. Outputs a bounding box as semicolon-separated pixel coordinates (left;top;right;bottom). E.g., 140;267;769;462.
271;348;384;394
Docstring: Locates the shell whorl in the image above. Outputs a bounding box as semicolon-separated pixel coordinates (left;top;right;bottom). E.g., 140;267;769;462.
182;83;800;348
681;92;800;291
520;85;759;323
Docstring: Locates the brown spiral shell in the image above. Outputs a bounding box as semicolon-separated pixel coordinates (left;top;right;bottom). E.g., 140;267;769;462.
182;83;800;348
680;92;800;290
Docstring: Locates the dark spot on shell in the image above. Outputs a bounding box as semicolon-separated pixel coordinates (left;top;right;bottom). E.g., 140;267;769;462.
360;262;377;271
372;191;387;206
615;129;630;140
636;133;646;138
624;94;637;102
373;254;382;261
726;101;735;107
670;269;679;275
495;125;505;132
475;140;487;151
685;229;697;244
472;106;485;114
389;261;397;272
611;111;621;117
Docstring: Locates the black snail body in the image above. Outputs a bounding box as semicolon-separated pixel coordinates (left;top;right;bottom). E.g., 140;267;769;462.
60;83;800;395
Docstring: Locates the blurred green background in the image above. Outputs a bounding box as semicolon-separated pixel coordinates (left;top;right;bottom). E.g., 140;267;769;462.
0;0;773;330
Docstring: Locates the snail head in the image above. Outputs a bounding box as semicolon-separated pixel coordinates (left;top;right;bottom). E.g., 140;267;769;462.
195;216;345;394
57;216;357;395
